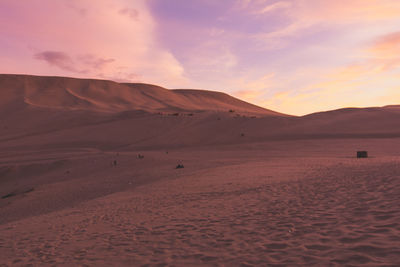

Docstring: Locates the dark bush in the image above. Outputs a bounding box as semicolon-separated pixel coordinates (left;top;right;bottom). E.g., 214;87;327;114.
2;192;16;199
176;164;184;169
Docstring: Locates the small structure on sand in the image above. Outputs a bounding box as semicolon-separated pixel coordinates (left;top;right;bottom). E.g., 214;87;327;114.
176;164;184;169
357;151;368;158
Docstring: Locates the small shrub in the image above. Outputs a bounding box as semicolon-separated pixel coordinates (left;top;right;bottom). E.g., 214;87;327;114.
2;192;16;199
176;164;184;169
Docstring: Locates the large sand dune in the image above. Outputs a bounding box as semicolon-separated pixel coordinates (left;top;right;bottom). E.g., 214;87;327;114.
0;74;280;115
1;74;400;266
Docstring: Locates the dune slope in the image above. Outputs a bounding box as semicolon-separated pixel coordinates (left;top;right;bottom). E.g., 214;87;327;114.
0;74;282;115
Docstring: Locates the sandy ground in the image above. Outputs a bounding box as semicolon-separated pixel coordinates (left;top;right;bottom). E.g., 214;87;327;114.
1;139;400;266
1;75;400;266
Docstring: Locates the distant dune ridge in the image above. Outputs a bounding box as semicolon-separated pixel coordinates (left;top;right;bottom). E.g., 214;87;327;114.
1;74;400;151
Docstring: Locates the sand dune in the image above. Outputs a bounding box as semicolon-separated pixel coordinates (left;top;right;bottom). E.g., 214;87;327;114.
0;74;281;115
1;74;400;266
1;74;400;152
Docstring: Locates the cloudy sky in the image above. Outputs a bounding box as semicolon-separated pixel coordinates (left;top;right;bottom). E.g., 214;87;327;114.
1;0;400;115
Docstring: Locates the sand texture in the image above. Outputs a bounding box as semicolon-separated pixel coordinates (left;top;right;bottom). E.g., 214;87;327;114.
1;74;400;266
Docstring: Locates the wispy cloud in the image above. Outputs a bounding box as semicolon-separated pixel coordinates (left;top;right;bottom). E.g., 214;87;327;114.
258;1;291;14
370;31;400;55
78;54;115;70
366;31;400;71
247;0;400;50
233;73;276;101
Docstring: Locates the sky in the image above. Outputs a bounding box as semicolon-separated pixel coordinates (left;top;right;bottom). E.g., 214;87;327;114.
1;0;400;115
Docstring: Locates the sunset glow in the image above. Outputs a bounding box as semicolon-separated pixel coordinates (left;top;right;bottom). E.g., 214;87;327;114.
1;0;400;115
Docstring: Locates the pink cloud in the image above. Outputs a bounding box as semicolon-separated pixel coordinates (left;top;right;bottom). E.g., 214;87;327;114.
119;8;139;20
0;0;187;86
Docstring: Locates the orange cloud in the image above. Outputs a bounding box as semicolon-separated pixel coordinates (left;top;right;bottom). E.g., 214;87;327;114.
263;64;399;115
258;30;400;116
235;89;264;101
371;32;400;53
233;73;276;102
365;31;400;71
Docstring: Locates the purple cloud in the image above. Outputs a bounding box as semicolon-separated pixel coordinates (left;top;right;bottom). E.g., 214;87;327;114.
34;51;79;72
34;51;115;73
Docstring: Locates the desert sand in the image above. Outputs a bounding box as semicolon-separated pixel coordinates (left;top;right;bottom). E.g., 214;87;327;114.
1;74;400;266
